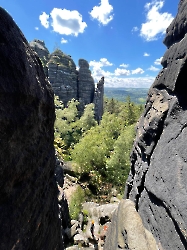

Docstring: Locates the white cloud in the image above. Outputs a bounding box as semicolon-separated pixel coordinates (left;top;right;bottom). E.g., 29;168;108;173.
35;27;39;30
114;68;131;76
61;38;68;44
90;0;114;25
148;65;160;71
132;26;139;32
104;76;154;88
50;8;87;36
131;68;145;75
154;57;163;65
39;8;87;36
144;52;150;57
89;59;154;88
90;58;113;68
140;0;174;41
119;63;129;68
39;12;49;28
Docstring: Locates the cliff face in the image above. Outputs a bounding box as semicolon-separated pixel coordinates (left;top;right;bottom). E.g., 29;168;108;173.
124;0;187;249
30;40;104;121
47;49;78;105
0;8;63;250
105;1;187;249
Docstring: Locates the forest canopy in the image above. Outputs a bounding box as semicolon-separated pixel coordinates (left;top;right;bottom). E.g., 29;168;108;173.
54;95;144;197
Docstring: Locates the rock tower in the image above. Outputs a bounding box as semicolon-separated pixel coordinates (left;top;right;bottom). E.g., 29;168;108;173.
30;40;104;122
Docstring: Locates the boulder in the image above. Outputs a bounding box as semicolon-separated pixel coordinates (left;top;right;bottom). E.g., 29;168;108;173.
123;1;187;249
104;199;158;250
0;7;63;250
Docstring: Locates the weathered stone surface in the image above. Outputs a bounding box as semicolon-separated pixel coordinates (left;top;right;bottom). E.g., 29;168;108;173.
94;77;104;122
164;0;187;48
104;200;158;250
29;40;104;122
48;50;78;106
0;7;63;250
123;1;187;249
29;39;50;76
78;59;95;107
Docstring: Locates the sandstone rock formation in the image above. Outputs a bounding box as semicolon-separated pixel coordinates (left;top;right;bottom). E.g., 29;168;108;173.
104;200;158;250
94;77;104;122
29;40;104;122
123;0;187;249
47;49;78;105
0;7;63;250
78;59;95;107
29;39;50;76
104;1;187;249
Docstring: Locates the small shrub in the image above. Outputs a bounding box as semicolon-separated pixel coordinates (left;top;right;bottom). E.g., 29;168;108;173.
69;186;85;220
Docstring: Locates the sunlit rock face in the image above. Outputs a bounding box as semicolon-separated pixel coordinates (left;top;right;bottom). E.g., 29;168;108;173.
30;40;104;122
124;0;187;249
0;7;63;250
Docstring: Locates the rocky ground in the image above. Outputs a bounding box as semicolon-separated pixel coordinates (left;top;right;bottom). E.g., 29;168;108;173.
56;168;120;250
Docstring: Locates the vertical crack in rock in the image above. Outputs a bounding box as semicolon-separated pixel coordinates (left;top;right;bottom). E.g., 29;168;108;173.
145;188;187;247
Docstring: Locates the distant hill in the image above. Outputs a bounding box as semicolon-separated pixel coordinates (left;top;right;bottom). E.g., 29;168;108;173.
104;87;149;104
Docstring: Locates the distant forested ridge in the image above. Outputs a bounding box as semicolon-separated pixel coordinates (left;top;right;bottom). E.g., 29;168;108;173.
104;87;148;104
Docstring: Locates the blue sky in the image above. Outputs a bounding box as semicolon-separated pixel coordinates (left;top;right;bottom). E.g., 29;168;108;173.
1;0;178;88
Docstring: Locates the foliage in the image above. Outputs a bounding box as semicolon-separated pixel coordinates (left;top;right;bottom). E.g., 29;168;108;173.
54;94;144;197
69;186;85;220
54;96;97;159
106;125;135;192
104;87;148;104
71;96;143;194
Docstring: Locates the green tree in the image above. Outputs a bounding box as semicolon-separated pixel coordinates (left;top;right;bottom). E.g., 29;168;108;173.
106;125;135;192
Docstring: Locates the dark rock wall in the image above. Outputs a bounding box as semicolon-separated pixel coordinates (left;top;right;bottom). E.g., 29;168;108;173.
0;8;63;250
124;1;187;249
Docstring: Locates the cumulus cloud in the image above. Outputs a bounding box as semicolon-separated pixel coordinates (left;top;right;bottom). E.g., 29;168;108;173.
50;8;87;36
61;38;68;44
39;8;87;36
148;65;160;71
131;68;145;75
90;58;113;68
140;0;174;41
119;63;129;68
154;57;163;65
39;12;49;28
114;68;131;76
144;52;150;57
35;27;39;30
90;0;114;25
89;58;151;88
